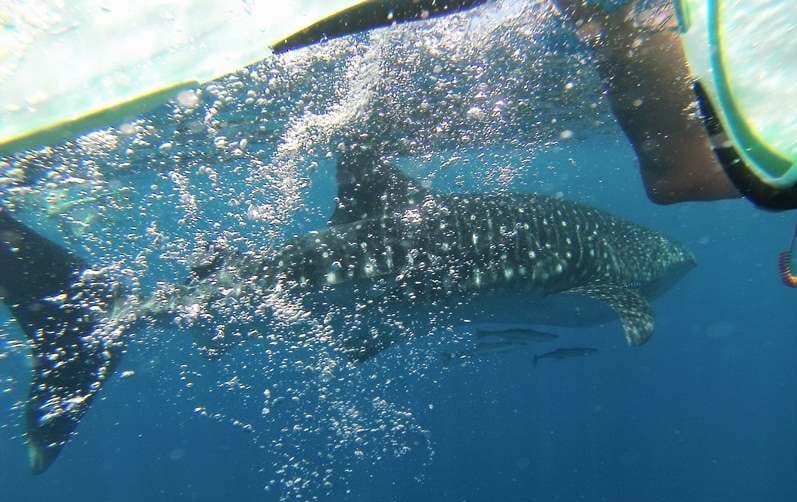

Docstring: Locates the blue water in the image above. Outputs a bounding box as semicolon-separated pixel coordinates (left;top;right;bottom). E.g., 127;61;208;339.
2;2;797;501
2;133;795;501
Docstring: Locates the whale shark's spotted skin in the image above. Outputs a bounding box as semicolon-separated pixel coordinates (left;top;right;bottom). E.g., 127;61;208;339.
272;193;689;299
170;151;695;360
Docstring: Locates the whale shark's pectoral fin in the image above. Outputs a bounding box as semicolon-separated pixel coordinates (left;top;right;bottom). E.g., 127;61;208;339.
568;283;655;346
335;295;405;364
340;327;395;364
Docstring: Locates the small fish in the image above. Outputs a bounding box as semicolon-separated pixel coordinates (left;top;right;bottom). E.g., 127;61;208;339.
476;327;558;344
441;340;529;366
533;347;598;367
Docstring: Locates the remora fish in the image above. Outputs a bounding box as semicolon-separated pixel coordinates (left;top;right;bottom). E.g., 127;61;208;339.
441;340;530;366
476;327;558;343
533;347;598;367
0;148;695;472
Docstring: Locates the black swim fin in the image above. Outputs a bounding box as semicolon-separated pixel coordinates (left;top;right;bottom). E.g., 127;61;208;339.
271;0;490;54
0;207;123;474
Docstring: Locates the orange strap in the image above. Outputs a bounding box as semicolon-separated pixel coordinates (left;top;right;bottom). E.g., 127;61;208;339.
780;223;797;287
779;252;797;287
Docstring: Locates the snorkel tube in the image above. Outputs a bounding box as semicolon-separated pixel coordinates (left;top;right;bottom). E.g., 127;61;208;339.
675;0;797;210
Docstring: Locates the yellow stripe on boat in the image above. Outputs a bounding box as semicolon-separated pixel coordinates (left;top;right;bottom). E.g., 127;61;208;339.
0;1;483;156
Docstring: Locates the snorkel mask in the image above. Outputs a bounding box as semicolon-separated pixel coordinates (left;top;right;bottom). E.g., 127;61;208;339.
675;0;797;210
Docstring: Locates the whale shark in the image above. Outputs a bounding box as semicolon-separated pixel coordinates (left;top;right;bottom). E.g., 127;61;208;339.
0;147;695;473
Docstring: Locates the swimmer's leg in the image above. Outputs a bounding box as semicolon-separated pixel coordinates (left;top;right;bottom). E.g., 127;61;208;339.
555;0;740;204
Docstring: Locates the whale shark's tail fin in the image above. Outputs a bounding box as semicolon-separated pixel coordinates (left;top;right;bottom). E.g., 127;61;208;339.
0;207;123;474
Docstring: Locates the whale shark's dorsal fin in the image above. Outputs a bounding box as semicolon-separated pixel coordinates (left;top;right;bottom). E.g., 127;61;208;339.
330;148;432;226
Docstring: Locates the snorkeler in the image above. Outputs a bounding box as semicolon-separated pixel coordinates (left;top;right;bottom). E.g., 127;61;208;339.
551;1;797;286
275;0;795;210
552;0;741;205
550;0;797;210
